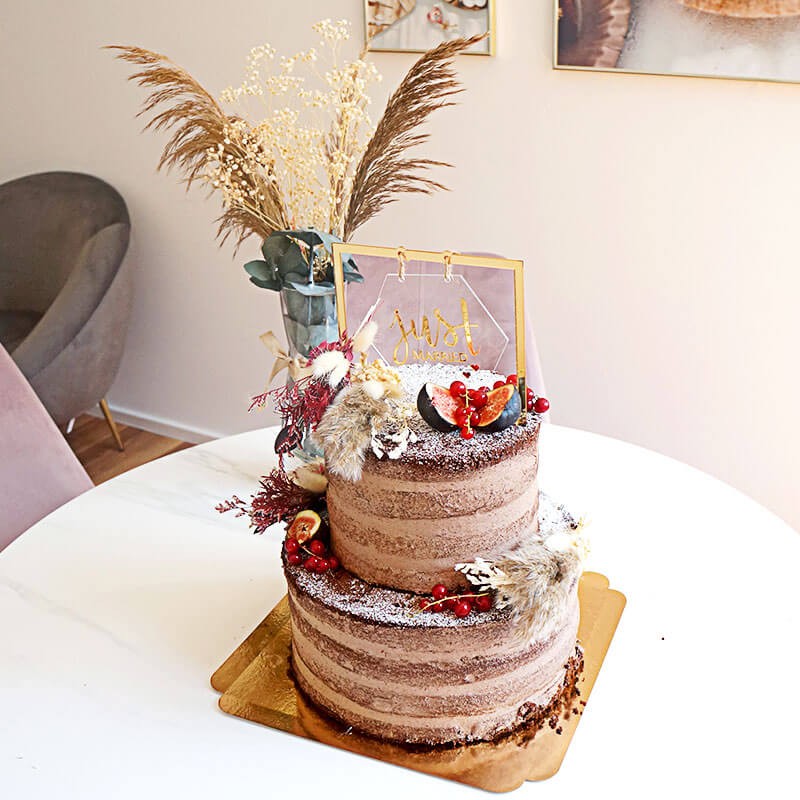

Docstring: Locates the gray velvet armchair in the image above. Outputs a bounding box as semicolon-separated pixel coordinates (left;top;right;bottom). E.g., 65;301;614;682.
0;171;132;449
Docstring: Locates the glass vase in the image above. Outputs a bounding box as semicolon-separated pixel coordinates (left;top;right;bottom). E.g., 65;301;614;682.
279;285;338;358
278;284;338;461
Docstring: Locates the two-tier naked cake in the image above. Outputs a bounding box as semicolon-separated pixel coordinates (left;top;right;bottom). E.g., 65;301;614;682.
279;363;586;746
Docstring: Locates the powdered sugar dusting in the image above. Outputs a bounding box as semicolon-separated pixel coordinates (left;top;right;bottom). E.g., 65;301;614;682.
287;555;507;628
396;363;507;402
538;492;578;536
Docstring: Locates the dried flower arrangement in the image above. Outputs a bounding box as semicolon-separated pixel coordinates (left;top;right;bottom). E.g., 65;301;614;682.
215;464;325;535
218;323;415;529
456;520;590;641
109;22;486;278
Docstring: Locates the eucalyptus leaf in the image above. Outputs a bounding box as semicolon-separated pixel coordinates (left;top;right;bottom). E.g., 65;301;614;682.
261;234;307;279
248;275;282;290
261;233;298;262
276;250;308;279
244;259;274;281
287;280;336;296
244;260;282;290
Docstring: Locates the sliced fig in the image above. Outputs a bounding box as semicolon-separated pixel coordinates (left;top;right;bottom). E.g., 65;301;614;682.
416;383;460;432
475;384;521;432
287;509;321;543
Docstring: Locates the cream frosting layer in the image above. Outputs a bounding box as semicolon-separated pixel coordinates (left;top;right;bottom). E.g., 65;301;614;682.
285;564;580;746
327;439;541;593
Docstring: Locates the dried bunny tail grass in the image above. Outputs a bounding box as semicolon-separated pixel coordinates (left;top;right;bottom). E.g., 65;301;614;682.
107;45;288;247
457;532;583;643
492;543;581;643
312;385;388;482
343;33;486;240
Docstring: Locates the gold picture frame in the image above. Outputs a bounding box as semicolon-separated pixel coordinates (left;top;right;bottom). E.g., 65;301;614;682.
553;0;800;86
331;242;527;415
364;1;496;56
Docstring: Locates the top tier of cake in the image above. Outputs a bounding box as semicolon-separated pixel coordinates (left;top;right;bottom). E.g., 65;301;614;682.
326;365;540;594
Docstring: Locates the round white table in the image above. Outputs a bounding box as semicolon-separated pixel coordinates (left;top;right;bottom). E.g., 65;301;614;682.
2;425;798;798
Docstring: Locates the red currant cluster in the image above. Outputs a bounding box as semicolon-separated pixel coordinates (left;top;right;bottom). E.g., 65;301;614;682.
284;536;340;574
418;583;494;618
504;373;550;415
448;379;489;440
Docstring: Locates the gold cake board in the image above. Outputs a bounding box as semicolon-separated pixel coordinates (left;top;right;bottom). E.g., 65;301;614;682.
211;571;625;793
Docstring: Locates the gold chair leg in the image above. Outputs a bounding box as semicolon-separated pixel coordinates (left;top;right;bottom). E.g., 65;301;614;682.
99;398;125;452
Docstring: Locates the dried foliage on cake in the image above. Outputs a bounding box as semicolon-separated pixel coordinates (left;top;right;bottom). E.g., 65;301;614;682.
219;324;417;526
249;323;379;462
110;24;485;250
313;357;417;481
456;523;589;641
216;463;326;534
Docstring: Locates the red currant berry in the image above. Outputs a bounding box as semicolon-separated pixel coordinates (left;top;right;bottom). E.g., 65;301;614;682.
526;387;535;399
469;410;480;426
506;374;518;385
527;400;534;412
431;583;448;601
287;552;304;566
285;538;300;554
534;397;550;414
460;427;474;440
493;380;506;390
454;407;469;426
475;594;493;612
444;597;458;610
454;599;473;618
327;555;340;570
470;389;488;409
419;597;432;611
303;556;319;571
449;380;466;399
309;539;326;556
315;558;330;574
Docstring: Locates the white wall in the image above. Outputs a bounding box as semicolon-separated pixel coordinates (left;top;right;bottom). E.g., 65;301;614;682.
2;1;799;531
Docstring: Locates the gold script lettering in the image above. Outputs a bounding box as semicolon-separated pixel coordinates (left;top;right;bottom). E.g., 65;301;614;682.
390;300;480;365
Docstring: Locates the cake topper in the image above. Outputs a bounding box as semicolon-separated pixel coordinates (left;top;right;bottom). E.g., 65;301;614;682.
331;242;529;422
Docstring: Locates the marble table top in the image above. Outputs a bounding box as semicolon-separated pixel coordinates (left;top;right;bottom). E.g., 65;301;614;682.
1;424;798;798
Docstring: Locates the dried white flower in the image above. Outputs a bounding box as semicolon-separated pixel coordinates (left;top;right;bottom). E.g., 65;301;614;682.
351;320;378;355
312;350;350;387
370;402;417;460
289;461;328;494
544;526;590;563
216;20;381;237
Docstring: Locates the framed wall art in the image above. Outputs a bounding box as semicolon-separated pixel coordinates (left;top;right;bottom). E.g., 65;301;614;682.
554;0;800;85
365;1;495;55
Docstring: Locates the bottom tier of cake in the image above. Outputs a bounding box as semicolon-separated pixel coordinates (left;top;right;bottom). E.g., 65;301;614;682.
285;561;581;746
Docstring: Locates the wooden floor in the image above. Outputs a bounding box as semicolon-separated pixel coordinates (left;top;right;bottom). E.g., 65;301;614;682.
66;414;193;485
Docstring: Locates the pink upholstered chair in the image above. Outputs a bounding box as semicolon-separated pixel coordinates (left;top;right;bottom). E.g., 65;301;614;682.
0;344;92;551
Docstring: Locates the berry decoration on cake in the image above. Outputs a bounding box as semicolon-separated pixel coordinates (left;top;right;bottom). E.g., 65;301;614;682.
416;372;548;439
